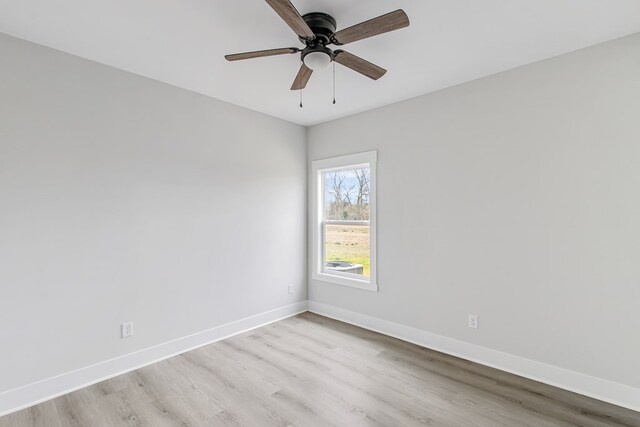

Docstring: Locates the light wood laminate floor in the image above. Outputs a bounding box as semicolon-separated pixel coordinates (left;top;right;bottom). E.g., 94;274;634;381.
1;312;639;426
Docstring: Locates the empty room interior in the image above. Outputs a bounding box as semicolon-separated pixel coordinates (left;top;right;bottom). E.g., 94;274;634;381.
1;1;640;426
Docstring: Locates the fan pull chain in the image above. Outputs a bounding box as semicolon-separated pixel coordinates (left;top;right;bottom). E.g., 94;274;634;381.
299;58;304;108
332;60;336;104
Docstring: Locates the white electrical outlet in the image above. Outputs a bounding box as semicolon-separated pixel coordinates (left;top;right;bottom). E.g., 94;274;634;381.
121;322;134;338
288;284;294;294
468;314;479;329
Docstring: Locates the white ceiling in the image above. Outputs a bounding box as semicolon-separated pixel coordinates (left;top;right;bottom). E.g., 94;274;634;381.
1;1;640;126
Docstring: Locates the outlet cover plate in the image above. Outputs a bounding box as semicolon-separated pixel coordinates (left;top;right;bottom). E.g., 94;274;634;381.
468;314;479;329
121;322;134;338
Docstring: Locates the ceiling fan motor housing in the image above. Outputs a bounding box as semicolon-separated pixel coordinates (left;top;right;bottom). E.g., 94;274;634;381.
300;12;337;46
300;12;337;69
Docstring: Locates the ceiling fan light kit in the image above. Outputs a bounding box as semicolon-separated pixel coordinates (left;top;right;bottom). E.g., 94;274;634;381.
302;49;332;71
225;0;409;105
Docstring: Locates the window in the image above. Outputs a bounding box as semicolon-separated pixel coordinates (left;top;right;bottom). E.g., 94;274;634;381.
311;151;377;291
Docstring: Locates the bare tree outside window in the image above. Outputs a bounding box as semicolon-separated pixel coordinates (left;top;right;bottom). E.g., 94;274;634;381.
324;169;370;221
355;168;370;205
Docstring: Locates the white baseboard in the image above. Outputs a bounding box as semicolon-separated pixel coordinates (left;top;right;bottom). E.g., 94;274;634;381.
0;301;308;417
308;301;640;413
3;300;638;417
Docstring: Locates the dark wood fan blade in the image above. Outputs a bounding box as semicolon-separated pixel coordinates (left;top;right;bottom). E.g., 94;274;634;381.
225;47;300;61
333;9;409;45
265;0;315;39
291;63;313;90
334;50;387;80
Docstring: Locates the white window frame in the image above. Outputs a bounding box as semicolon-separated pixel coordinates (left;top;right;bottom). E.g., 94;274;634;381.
311;151;377;292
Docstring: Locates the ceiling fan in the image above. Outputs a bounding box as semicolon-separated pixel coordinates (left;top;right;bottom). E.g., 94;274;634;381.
225;0;410;91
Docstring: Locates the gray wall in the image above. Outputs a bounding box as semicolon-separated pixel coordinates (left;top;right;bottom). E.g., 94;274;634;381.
308;34;640;388
0;33;307;393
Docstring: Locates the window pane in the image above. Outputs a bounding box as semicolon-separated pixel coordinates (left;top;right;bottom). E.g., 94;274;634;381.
324;223;370;277
321;167;371;279
323;168;370;221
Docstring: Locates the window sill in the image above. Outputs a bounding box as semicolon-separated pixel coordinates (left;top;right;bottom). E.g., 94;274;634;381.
312;272;378;292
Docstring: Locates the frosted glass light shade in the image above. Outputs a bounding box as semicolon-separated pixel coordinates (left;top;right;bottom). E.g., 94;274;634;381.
303;51;332;70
